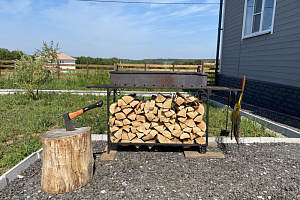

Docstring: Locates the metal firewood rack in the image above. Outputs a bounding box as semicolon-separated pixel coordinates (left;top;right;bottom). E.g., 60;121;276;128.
87;71;240;154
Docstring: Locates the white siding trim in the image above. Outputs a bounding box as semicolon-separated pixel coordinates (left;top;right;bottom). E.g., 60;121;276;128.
270;0;277;34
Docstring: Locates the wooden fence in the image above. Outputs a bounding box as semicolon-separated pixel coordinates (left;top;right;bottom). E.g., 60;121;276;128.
0;60;218;85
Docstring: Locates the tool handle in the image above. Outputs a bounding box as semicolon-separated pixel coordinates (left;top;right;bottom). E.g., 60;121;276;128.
241;76;246;92
83;101;103;112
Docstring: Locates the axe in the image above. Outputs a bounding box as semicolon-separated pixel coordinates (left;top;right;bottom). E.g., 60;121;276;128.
63;101;103;131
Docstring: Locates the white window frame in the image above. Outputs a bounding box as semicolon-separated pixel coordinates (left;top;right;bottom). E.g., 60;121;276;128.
242;0;277;39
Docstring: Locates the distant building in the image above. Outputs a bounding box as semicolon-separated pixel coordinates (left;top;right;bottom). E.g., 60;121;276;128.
56;52;76;71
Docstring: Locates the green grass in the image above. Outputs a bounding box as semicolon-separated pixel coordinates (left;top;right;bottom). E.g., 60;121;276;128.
205;104;276;137
0;93;108;175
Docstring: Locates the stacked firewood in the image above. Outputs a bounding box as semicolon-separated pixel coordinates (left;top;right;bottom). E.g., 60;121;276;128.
109;93;206;147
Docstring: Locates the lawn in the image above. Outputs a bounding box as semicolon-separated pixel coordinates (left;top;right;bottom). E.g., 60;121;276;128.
0;92;277;176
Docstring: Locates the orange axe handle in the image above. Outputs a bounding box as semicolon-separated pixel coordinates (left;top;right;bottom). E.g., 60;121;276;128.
68;101;103;120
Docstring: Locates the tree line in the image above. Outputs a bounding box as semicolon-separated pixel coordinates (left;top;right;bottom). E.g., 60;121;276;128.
0;48;215;66
0;48;25;61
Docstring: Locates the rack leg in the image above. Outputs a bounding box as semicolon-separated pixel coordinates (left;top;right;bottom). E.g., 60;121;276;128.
107;88;111;154
199;146;207;154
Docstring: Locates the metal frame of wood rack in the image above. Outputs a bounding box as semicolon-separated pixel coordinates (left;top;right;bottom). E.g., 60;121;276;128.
86;84;241;154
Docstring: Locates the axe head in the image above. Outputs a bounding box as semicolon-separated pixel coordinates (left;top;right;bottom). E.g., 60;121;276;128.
63;113;76;131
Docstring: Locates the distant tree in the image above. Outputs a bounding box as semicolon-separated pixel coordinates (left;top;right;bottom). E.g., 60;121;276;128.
0;48;11;60
14;41;59;100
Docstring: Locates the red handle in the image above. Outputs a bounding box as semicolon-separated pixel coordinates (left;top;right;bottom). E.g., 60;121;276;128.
241;76;246;92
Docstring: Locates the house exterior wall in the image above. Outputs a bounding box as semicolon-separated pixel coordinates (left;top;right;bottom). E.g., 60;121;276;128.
219;0;300;117
221;0;300;87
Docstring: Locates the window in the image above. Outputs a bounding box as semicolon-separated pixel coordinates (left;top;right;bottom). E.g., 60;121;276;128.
242;0;276;39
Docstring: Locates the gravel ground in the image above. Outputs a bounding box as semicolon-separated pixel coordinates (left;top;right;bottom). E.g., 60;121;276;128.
1;141;300;200
210;94;300;133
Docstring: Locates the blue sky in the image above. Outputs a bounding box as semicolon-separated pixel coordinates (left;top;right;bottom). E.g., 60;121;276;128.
0;0;220;59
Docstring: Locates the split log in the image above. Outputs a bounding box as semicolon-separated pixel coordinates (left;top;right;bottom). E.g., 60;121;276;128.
195;136;206;144
197;121;206;132
115;112;126;120
180;132;190;140
40;127;93;194
157;134;171;143
156;93;166;103
122;95;135;104
194;115;203;123
117;99;127;107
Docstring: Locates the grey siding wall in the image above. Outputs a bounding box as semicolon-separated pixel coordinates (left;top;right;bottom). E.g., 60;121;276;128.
220;0;300;88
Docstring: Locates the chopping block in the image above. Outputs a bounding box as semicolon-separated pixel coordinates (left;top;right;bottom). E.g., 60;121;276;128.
40;127;94;194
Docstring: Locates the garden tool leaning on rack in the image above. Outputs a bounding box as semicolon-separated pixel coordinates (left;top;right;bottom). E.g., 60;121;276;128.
230;76;246;144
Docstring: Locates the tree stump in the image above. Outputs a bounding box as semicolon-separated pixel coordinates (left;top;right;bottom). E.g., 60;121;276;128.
40;127;94;194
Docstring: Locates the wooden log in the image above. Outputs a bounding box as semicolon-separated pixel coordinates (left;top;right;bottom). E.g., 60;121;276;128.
123;118;131;126
175;96;185;106
177;117;187;123
162;98;172;109
195;136;206;144
137;125;146;133
162;130;173;139
122;108;133;115
187;111;198;119
114;128;122;139
149;99;155;111
114;120;123;127
157;134;171;143
40;127;93;194
171;137;182;144
109;102;118;114
127;111;136;121
130;100;139;108
122;125;130;132
122;95;135;104
136;132;144;139
185;119;196;128
154;125;165;133
144;122;151;130
167;124;175;132
194;115;203;123
171;129;182;138
197;104;205;115
177;108;186;118
109;116;116;126
110;126;119;133
115;112;126;120
156;93;166;103
136;114;146;123
142;133;155;141
128;132;136;141
117;99;127;107
197;121;206;132
145;113;156;121
121;132;129;140
150;130;158;137
196;131;205;137
180;132;190;140
183;127;192;133
149;106;158;115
